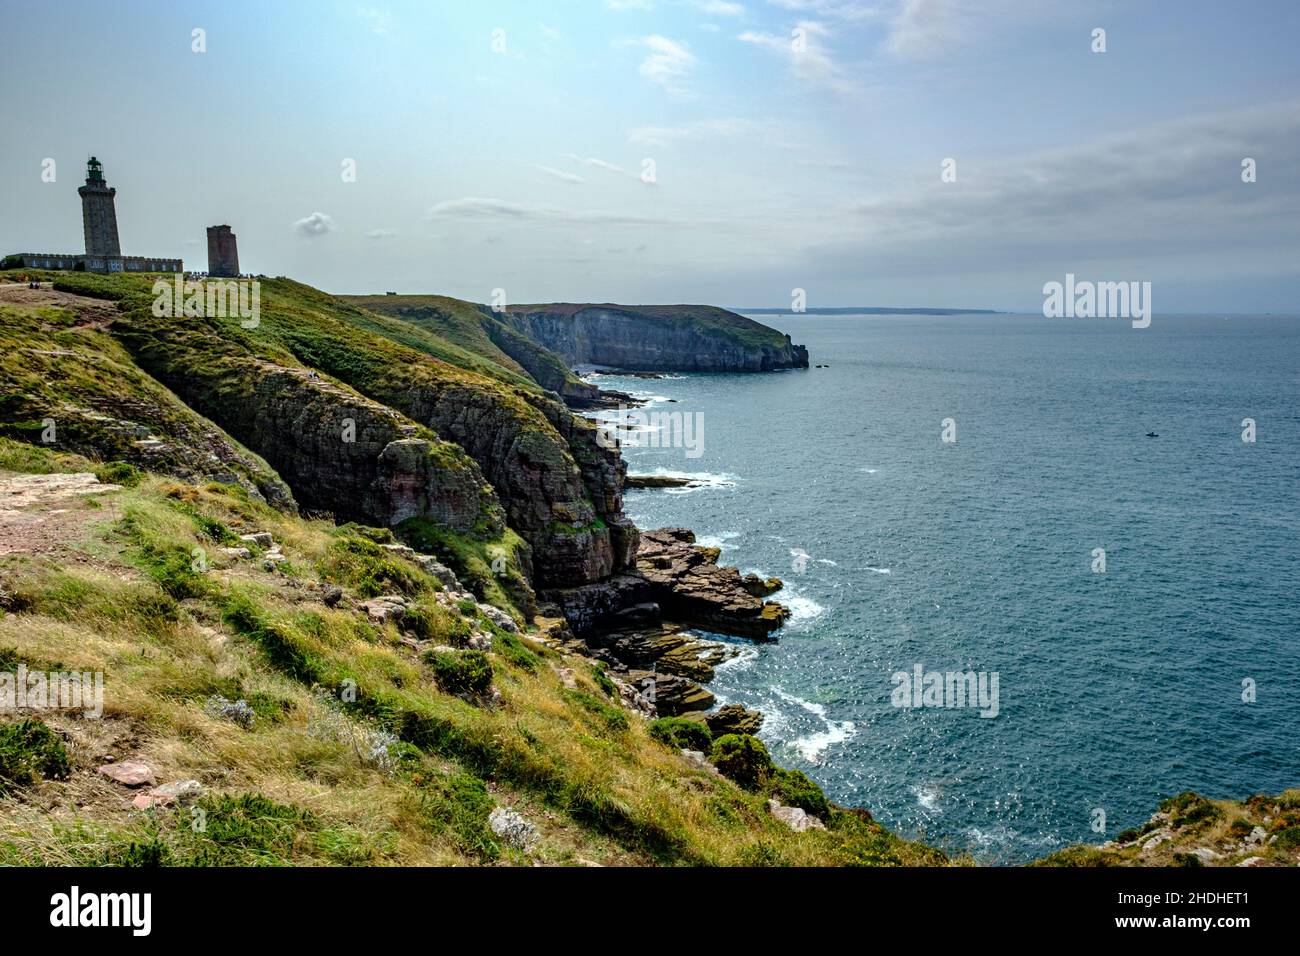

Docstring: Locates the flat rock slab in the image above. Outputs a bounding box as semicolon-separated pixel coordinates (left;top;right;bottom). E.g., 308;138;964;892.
97;761;156;788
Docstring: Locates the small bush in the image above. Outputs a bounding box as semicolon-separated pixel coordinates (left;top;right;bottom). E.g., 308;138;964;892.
94;461;141;488
414;772;498;860
1160;792;1221;829
768;767;829;818
493;630;539;672
426;649;493;697
0;718;71;793
648;717;712;752
402;604;471;646
591;662;617;698
1273;826;1300;851
710;734;774;790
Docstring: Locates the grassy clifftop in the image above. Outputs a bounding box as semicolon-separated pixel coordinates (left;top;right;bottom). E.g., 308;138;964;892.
0;438;947;866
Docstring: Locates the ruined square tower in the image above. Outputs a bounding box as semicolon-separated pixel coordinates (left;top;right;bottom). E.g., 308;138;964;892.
77;157;121;257
206;225;239;277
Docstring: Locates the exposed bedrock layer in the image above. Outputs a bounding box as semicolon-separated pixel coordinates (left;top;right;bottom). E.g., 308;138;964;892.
545;527;790;642
118;344;496;536
501;305;810;372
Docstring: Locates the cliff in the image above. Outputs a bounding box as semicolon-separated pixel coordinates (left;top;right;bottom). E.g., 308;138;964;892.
500;303;809;372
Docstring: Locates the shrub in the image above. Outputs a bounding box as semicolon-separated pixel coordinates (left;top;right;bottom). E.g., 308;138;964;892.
591;662;617;698
1160;792;1221;829
401;603;471;646
426;649;493;697
1273;826;1300;851
414;772;498;860
0;718;71;793
648;717;712;752
768;767;829;818
95;461;141;488
710;734;774;789
493;630;539;672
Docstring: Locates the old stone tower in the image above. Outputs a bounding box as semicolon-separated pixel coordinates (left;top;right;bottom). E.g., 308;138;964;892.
77;157;121;257
206;225;239;277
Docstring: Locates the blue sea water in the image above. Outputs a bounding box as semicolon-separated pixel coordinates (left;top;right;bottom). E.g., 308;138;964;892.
589;312;1300;864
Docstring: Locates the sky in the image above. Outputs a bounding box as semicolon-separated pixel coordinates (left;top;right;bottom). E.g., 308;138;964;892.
1;0;1297;311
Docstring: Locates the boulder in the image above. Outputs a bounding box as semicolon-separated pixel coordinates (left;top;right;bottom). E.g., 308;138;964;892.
705;704;764;738
768;798;825;832
97;761;156;788
132;779;204;810
239;532;274;549
488;807;538;851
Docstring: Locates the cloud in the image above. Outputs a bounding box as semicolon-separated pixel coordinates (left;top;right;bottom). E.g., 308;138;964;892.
628;116;771;146
565;154;657;186
695;0;745;14
536;165;585;184
773;101;1300;298
739;20;858;94
365;228;396;239
428;197;677;226
636;35;695;94
293;212;336;237
356;6;392;36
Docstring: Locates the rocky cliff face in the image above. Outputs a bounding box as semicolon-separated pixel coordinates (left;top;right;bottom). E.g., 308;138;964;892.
501;305;809;372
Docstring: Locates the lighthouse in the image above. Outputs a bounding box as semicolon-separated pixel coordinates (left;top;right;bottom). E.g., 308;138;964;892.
77;157;122;258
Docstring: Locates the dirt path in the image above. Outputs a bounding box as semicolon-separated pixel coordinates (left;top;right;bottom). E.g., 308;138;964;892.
0;283;121;329
0;472;121;559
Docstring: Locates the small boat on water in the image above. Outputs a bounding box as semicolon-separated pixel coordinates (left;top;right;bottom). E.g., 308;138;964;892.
1145;432;1159;438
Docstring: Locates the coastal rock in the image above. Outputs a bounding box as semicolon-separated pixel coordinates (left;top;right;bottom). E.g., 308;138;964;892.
740;573;783;598
239;532;274;549
361;594;408;625
681;749;722;777
768;798;826;832
705;704;765;738
629;670;714;716
477;602;518;633
635;528;790;640
626;474;696;489
1141;828;1174;851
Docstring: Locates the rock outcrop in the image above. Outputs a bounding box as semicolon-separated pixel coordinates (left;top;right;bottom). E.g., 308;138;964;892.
635;528;790;640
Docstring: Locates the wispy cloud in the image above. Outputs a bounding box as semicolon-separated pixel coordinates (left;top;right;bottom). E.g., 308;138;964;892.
364;227;396;239
739;20;858;94
428;197;678;226
536;165;585;184
636;35;696;94
628;117;775;147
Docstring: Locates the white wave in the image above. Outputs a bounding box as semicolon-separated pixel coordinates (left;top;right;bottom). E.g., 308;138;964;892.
858;467;878;474
772;688;855;762
695;530;741;550
628;469;736;493
912;785;941;812
781;592;825;623
816;558;837;566
865;566;892;575
713;644;759;673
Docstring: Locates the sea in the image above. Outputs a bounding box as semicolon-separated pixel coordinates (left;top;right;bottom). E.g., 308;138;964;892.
584;311;1300;864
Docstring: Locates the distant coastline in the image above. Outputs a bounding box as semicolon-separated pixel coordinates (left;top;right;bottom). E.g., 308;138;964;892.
737;307;1003;316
